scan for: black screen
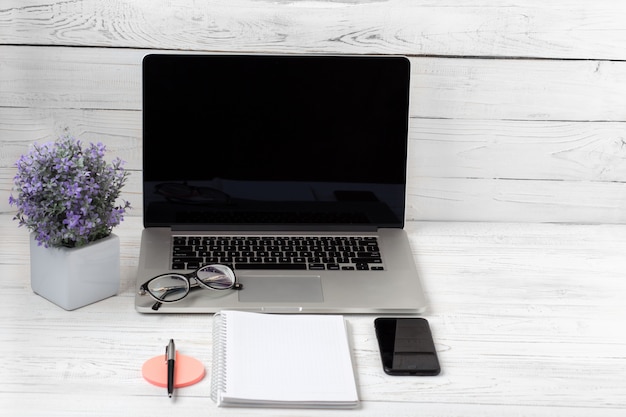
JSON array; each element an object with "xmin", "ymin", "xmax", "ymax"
[{"xmin": 142, "ymin": 54, "xmax": 410, "ymax": 229}]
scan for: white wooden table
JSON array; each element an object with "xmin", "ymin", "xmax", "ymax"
[{"xmin": 1, "ymin": 214, "xmax": 624, "ymax": 416}]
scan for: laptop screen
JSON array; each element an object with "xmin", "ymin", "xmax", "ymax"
[{"xmin": 142, "ymin": 54, "xmax": 410, "ymax": 230}]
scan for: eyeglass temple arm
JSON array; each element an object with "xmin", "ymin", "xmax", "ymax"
[{"xmin": 149, "ymin": 284, "xmax": 205, "ymax": 311}]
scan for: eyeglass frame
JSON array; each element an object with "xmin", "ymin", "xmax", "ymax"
[{"xmin": 138, "ymin": 264, "xmax": 243, "ymax": 311}]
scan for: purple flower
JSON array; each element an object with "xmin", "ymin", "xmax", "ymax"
[{"xmin": 8, "ymin": 135, "xmax": 131, "ymax": 248}]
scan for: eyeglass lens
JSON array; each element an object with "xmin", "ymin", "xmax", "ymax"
[
  {"xmin": 196, "ymin": 264, "xmax": 236, "ymax": 290},
  {"xmin": 147, "ymin": 275, "xmax": 189, "ymax": 302}
]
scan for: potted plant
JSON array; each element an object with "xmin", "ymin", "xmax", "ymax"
[{"xmin": 9, "ymin": 135, "xmax": 131, "ymax": 310}]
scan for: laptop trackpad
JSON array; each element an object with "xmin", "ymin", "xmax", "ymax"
[{"xmin": 237, "ymin": 275, "xmax": 324, "ymax": 303}]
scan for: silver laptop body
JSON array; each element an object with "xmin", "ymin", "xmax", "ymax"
[{"xmin": 135, "ymin": 54, "xmax": 426, "ymax": 314}]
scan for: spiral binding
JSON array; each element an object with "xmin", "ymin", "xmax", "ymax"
[{"xmin": 210, "ymin": 312, "xmax": 228, "ymax": 403}]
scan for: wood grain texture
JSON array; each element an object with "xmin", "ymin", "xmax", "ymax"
[
  {"xmin": 1, "ymin": 2, "xmax": 625, "ymax": 222},
  {"xmin": 3, "ymin": 108, "xmax": 625, "ymax": 181},
  {"xmin": 4, "ymin": 111, "xmax": 626, "ymax": 177},
  {"xmin": 2, "ymin": 111, "xmax": 625, "ymax": 222},
  {"xmin": 1, "ymin": 215, "xmax": 625, "ymax": 416},
  {"xmin": 2, "ymin": 46, "xmax": 625, "ymax": 121},
  {"xmin": 2, "ymin": 0, "xmax": 625, "ymax": 60},
  {"xmin": 406, "ymin": 177, "xmax": 626, "ymax": 223}
]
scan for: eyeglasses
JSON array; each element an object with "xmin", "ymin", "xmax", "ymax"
[{"xmin": 138, "ymin": 264, "xmax": 242, "ymax": 311}]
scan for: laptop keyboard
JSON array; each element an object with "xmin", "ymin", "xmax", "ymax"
[{"xmin": 171, "ymin": 235, "xmax": 384, "ymax": 271}]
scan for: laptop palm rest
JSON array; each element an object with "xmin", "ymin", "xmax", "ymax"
[{"xmin": 237, "ymin": 275, "xmax": 324, "ymax": 303}]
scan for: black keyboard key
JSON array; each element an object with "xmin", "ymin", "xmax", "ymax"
[
  {"xmin": 173, "ymin": 245, "xmax": 194, "ymax": 252},
  {"xmin": 356, "ymin": 251, "xmax": 380, "ymax": 258},
  {"xmin": 173, "ymin": 256, "xmax": 203, "ymax": 264},
  {"xmin": 174, "ymin": 251, "xmax": 198, "ymax": 258},
  {"xmin": 351, "ymin": 257, "xmax": 383, "ymax": 264},
  {"xmin": 234, "ymin": 263, "xmax": 307, "ymax": 270},
  {"xmin": 187, "ymin": 261, "xmax": 201, "ymax": 269}
]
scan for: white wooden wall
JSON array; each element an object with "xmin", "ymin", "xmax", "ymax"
[{"xmin": 1, "ymin": 0, "xmax": 625, "ymax": 223}]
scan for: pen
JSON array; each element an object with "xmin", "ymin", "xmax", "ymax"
[{"xmin": 166, "ymin": 339, "xmax": 176, "ymax": 398}]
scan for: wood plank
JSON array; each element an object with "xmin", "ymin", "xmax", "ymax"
[
  {"xmin": 3, "ymin": 108, "xmax": 625, "ymax": 182},
  {"xmin": 3, "ymin": 169, "xmax": 624, "ymax": 222},
  {"xmin": 0, "ymin": 46, "xmax": 142, "ymax": 111},
  {"xmin": 0, "ymin": 107, "xmax": 142, "ymax": 170},
  {"xmin": 2, "ymin": 46, "xmax": 626, "ymax": 121},
  {"xmin": 409, "ymin": 119, "xmax": 626, "ymax": 182},
  {"xmin": 406, "ymin": 177, "xmax": 626, "ymax": 223},
  {"xmin": 1, "ymin": 108, "xmax": 625, "ymax": 222},
  {"xmin": 2, "ymin": 0, "xmax": 625, "ymax": 60}
]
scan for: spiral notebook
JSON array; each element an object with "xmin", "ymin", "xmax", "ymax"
[{"xmin": 210, "ymin": 310, "xmax": 359, "ymax": 408}]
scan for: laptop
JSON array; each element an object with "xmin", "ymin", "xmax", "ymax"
[{"xmin": 135, "ymin": 53, "xmax": 427, "ymax": 314}]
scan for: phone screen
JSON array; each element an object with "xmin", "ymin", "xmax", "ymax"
[{"xmin": 374, "ymin": 318, "xmax": 440, "ymax": 376}]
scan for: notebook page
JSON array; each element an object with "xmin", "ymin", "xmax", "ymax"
[{"xmin": 221, "ymin": 310, "xmax": 358, "ymax": 404}]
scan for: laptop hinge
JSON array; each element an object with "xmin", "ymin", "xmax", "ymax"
[{"xmin": 170, "ymin": 224, "xmax": 379, "ymax": 232}]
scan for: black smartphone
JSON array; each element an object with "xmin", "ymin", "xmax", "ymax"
[{"xmin": 374, "ymin": 317, "xmax": 441, "ymax": 376}]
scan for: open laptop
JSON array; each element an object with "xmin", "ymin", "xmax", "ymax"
[{"xmin": 135, "ymin": 53, "xmax": 427, "ymax": 314}]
